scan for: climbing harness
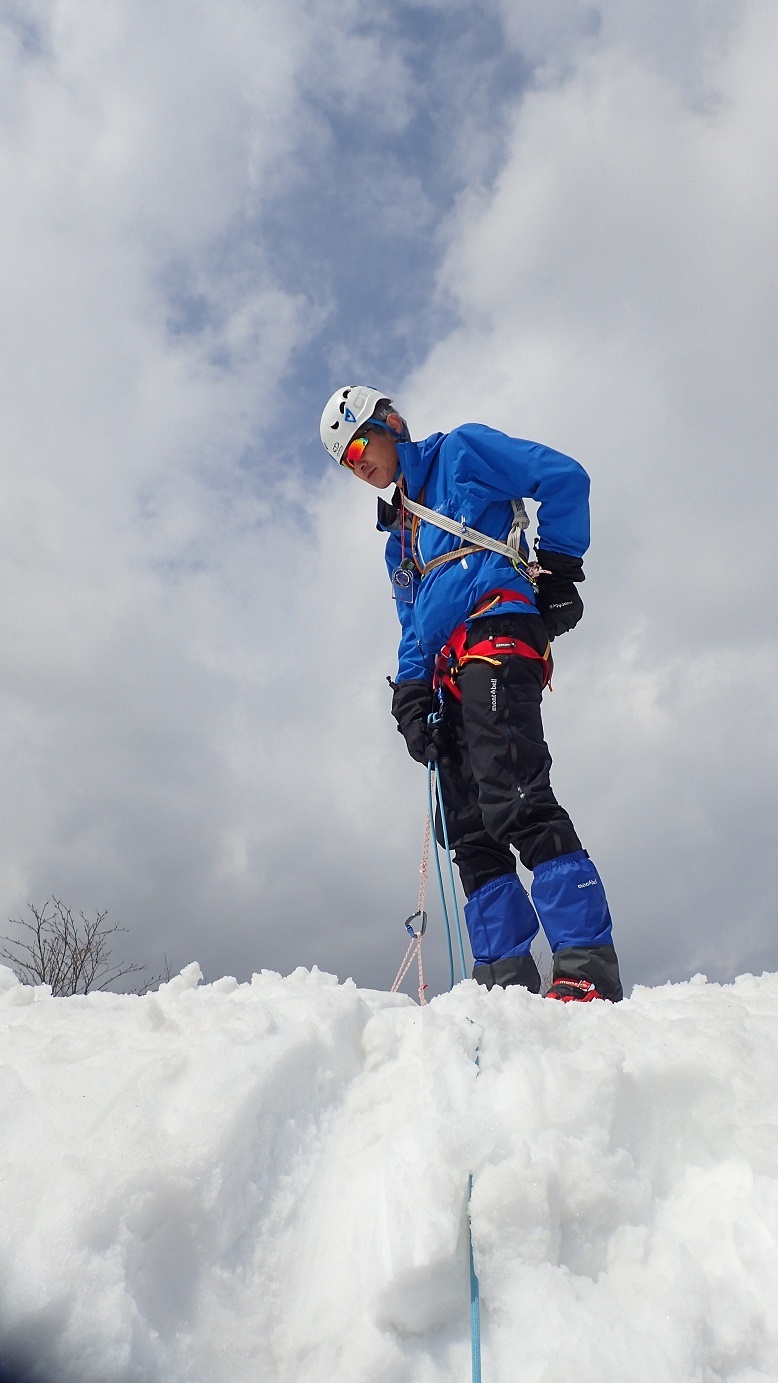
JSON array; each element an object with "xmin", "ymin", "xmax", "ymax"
[
  {"xmin": 391, "ymin": 482, "xmax": 547, "ymax": 601},
  {"xmin": 433, "ymin": 589, "xmax": 553, "ymax": 701},
  {"xmin": 400, "ymin": 490, "xmax": 532, "ymax": 579}
]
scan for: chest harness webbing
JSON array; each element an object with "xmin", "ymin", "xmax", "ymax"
[
  {"xmin": 400, "ymin": 488, "xmax": 532, "ymax": 579},
  {"xmin": 433, "ymin": 588, "xmax": 553, "ymax": 701}
]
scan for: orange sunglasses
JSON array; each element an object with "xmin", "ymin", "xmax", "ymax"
[{"xmin": 341, "ymin": 434, "xmax": 370, "ymax": 469}]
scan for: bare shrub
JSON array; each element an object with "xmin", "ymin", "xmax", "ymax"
[{"xmin": 0, "ymin": 898, "xmax": 170, "ymax": 996}]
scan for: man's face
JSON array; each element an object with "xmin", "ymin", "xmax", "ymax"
[{"xmin": 346, "ymin": 415, "xmax": 402, "ymax": 489}]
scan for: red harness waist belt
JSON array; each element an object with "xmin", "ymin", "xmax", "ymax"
[{"xmin": 432, "ymin": 588, "xmax": 553, "ymax": 701}]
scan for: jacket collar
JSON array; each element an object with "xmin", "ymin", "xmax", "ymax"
[
  {"xmin": 375, "ymin": 433, "xmax": 447, "ymax": 531},
  {"xmin": 396, "ymin": 433, "xmax": 445, "ymax": 502}
]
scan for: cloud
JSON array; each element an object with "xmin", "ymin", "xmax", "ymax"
[
  {"xmin": 402, "ymin": 0, "xmax": 778, "ymax": 985},
  {"xmin": 0, "ymin": 0, "xmax": 544, "ymax": 996},
  {"xmin": 1, "ymin": 0, "xmax": 775, "ymax": 1001}
]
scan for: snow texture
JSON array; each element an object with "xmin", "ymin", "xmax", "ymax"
[{"xmin": 2, "ymin": 962, "xmax": 778, "ymax": 1382}]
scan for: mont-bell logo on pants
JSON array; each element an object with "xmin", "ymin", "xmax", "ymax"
[{"xmin": 490, "ymin": 677, "xmax": 498, "ymax": 712}]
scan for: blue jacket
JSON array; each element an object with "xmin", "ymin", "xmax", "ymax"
[{"xmin": 378, "ymin": 424, "xmax": 591, "ymax": 683}]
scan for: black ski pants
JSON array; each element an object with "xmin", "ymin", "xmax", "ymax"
[{"xmin": 434, "ymin": 614, "xmax": 581, "ymax": 896}]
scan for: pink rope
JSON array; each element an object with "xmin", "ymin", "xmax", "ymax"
[
  {"xmin": 390, "ymin": 793, "xmax": 433, "ymax": 1005},
  {"xmin": 417, "ymin": 781, "xmax": 432, "ymax": 914},
  {"xmin": 390, "ymin": 932, "xmax": 427, "ymax": 1005}
]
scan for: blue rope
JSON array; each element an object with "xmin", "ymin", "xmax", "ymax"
[
  {"xmin": 469, "ymin": 1174, "xmax": 482, "ymax": 1383},
  {"xmin": 426, "ymin": 749, "xmax": 483, "ymax": 1382},
  {"xmin": 433, "ymin": 762, "xmax": 468, "ymax": 984},
  {"xmin": 427, "ymin": 762, "xmax": 455, "ymax": 991}
]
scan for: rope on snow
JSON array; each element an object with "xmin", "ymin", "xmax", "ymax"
[{"xmin": 389, "ymin": 748, "xmax": 483, "ymax": 1380}]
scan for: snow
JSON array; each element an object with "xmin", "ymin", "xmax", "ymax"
[{"xmin": 2, "ymin": 963, "xmax": 778, "ymax": 1382}]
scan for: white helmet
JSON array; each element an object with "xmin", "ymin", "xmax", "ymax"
[{"xmin": 319, "ymin": 384, "xmax": 390, "ymax": 463}]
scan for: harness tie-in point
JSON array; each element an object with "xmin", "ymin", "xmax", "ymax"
[{"xmin": 432, "ymin": 589, "xmax": 553, "ymax": 701}]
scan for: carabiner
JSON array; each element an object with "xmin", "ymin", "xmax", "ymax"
[{"xmin": 404, "ymin": 909, "xmax": 428, "ymax": 937}]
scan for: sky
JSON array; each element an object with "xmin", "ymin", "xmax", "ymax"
[{"xmin": 0, "ymin": 0, "xmax": 776, "ymax": 998}]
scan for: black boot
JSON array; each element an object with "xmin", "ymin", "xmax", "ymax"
[{"xmin": 549, "ymin": 944, "xmax": 623, "ymax": 1002}]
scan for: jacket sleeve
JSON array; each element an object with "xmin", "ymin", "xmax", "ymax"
[
  {"xmin": 446, "ymin": 423, "xmax": 591, "ymax": 558},
  {"xmin": 384, "ymin": 533, "xmax": 431, "ymax": 684}
]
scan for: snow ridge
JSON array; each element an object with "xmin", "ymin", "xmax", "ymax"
[{"xmin": 1, "ymin": 963, "xmax": 778, "ymax": 1382}]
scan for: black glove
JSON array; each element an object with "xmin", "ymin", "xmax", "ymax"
[
  {"xmin": 534, "ymin": 549, "xmax": 585, "ymax": 641},
  {"xmin": 391, "ymin": 680, "xmax": 445, "ymax": 764}
]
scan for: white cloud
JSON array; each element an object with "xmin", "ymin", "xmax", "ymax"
[
  {"xmin": 0, "ymin": 0, "xmax": 431, "ymax": 987},
  {"xmin": 1, "ymin": 0, "xmax": 775, "ymax": 999},
  {"xmin": 402, "ymin": 0, "xmax": 778, "ymax": 985}
]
